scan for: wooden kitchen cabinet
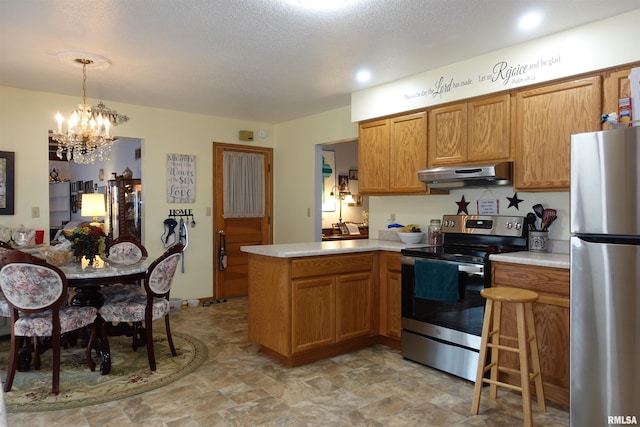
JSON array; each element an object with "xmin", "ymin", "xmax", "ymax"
[
  {"xmin": 358, "ymin": 111, "xmax": 428, "ymax": 194},
  {"xmin": 292, "ymin": 276, "xmax": 335, "ymax": 353},
  {"xmin": 602, "ymin": 64, "xmax": 639, "ymax": 120},
  {"xmin": 514, "ymin": 76, "xmax": 602, "ymax": 191},
  {"xmin": 378, "ymin": 252, "xmax": 402, "ymax": 346},
  {"xmin": 491, "ymin": 261, "xmax": 570, "ymax": 406},
  {"xmin": 249, "ymin": 252, "xmax": 375, "ymax": 366},
  {"xmin": 428, "ymin": 94, "xmax": 511, "ymax": 166},
  {"xmin": 428, "ymin": 103, "xmax": 467, "ymax": 165}
]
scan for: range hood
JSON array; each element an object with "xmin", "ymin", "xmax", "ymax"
[{"xmin": 418, "ymin": 162, "xmax": 513, "ymax": 189}]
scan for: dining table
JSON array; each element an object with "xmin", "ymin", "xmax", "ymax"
[{"xmin": 58, "ymin": 256, "xmax": 153, "ymax": 375}]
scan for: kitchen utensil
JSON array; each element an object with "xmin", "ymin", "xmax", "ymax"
[
  {"xmin": 541, "ymin": 209, "xmax": 557, "ymax": 231},
  {"xmin": 526, "ymin": 212, "xmax": 538, "ymax": 231},
  {"xmin": 543, "ymin": 215, "xmax": 557, "ymax": 231},
  {"xmin": 532, "ymin": 204, "xmax": 545, "ymax": 219}
]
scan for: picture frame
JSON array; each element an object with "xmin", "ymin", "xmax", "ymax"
[
  {"xmin": 0, "ymin": 151, "xmax": 15, "ymax": 215},
  {"xmin": 338, "ymin": 174, "xmax": 349, "ymax": 192},
  {"xmin": 349, "ymin": 169, "xmax": 358, "ymax": 180}
]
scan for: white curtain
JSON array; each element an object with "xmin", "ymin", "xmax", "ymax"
[{"xmin": 223, "ymin": 151, "xmax": 265, "ymax": 218}]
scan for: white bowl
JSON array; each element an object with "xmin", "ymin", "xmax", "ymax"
[
  {"xmin": 187, "ymin": 299, "xmax": 200, "ymax": 308},
  {"xmin": 397, "ymin": 231, "xmax": 425, "ymax": 244}
]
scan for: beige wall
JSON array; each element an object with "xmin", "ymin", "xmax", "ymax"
[
  {"xmin": 0, "ymin": 85, "xmax": 274, "ymax": 300},
  {"xmin": 272, "ymin": 106, "xmax": 358, "ymax": 243}
]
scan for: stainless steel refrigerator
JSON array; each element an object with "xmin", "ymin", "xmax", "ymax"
[{"xmin": 570, "ymin": 126, "xmax": 640, "ymax": 427}]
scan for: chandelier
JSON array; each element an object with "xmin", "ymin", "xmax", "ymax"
[{"xmin": 52, "ymin": 54, "xmax": 129, "ymax": 164}]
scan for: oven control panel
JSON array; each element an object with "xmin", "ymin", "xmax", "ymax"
[{"xmin": 441, "ymin": 215, "xmax": 525, "ymax": 237}]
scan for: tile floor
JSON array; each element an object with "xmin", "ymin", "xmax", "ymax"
[{"xmin": 8, "ymin": 297, "xmax": 569, "ymax": 426}]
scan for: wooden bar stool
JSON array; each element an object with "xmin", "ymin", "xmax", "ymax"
[{"xmin": 471, "ymin": 286, "xmax": 546, "ymax": 427}]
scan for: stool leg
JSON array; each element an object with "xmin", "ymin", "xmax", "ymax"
[
  {"xmin": 489, "ymin": 300, "xmax": 501, "ymax": 399},
  {"xmin": 525, "ymin": 303, "xmax": 546, "ymax": 412},
  {"xmin": 516, "ymin": 303, "xmax": 533, "ymax": 427},
  {"xmin": 471, "ymin": 298, "xmax": 493, "ymax": 415}
]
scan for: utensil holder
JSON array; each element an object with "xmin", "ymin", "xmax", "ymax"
[{"xmin": 529, "ymin": 231, "xmax": 549, "ymax": 253}]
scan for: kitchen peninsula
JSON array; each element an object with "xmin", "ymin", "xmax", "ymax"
[{"xmin": 241, "ymin": 239, "xmax": 409, "ymax": 366}]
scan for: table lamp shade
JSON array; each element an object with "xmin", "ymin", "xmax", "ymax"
[{"xmin": 81, "ymin": 193, "xmax": 106, "ymax": 222}]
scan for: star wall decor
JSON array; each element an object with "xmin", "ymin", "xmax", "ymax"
[
  {"xmin": 506, "ymin": 192, "xmax": 524, "ymax": 210},
  {"xmin": 456, "ymin": 195, "xmax": 470, "ymax": 215}
]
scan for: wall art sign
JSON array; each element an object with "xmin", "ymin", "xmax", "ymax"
[
  {"xmin": 0, "ymin": 151, "xmax": 15, "ymax": 215},
  {"xmin": 167, "ymin": 153, "xmax": 196, "ymax": 203},
  {"xmin": 352, "ymin": 12, "xmax": 639, "ymax": 121}
]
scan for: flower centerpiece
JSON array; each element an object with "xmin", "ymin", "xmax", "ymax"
[{"xmin": 70, "ymin": 225, "xmax": 110, "ymax": 264}]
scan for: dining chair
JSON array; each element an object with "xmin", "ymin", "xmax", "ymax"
[
  {"xmin": 0, "ymin": 250, "xmax": 98, "ymax": 395},
  {"xmin": 98, "ymin": 243, "xmax": 183, "ymax": 371},
  {"xmin": 101, "ymin": 234, "xmax": 148, "ymax": 299},
  {"xmin": 99, "ymin": 235, "xmax": 149, "ymax": 350}
]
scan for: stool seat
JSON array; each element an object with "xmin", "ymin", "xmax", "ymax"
[
  {"xmin": 472, "ymin": 286, "xmax": 545, "ymax": 427},
  {"xmin": 480, "ymin": 287, "xmax": 539, "ymax": 303}
]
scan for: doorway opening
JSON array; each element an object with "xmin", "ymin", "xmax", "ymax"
[{"xmin": 316, "ymin": 139, "xmax": 368, "ymax": 241}]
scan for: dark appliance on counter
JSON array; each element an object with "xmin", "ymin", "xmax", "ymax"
[{"xmin": 400, "ymin": 214, "xmax": 527, "ymax": 381}]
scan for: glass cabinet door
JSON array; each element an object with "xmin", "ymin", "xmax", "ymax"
[{"xmin": 107, "ymin": 178, "xmax": 142, "ymax": 240}]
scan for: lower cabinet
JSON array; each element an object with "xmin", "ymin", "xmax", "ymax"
[
  {"xmin": 379, "ymin": 252, "xmax": 402, "ymax": 344},
  {"xmin": 491, "ymin": 261, "xmax": 570, "ymax": 406},
  {"xmin": 249, "ymin": 252, "xmax": 375, "ymax": 366},
  {"xmin": 292, "ymin": 271, "xmax": 373, "ymax": 352}
]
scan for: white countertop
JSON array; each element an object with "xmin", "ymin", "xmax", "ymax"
[
  {"xmin": 490, "ymin": 251, "xmax": 570, "ymax": 269},
  {"xmin": 241, "ymin": 239, "xmax": 417, "ymax": 258},
  {"xmin": 242, "ymin": 239, "xmax": 570, "ymax": 269}
]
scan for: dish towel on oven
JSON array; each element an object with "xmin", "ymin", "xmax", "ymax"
[{"xmin": 414, "ymin": 259, "xmax": 459, "ymax": 303}]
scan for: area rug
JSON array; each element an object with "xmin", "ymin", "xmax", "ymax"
[{"xmin": 0, "ymin": 331, "xmax": 207, "ymax": 412}]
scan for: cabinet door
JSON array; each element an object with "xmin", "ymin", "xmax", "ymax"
[
  {"xmin": 468, "ymin": 94, "xmax": 511, "ymax": 162},
  {"xmin": 291, "ymin": 277, "xmax": 335, "ymax": 353},
  {"xmin": 492, "ymin": 262, "xmax": 570, "ymax": 406},
  {"xmin": 335, "ymin": 272, "xmax": 373, "ymax": 342},
  {"xmin": 515, "ymin": 76, "xmax": 602, "ymax": 191},
  {"xmin": 428, "ymin": 103, "xmax": 467, "ymax": 166},
  {"xmin": 602, "ymin": 66, "xmax": 633, "ymax": 120},
  {"xmin": 379, "ymin": 252, "xmax": 402, "ymax": 339},
  {"xmin": 385, "ymin": 271, "xmax": 402, "ymax": 339},
  {"xmin": 358, "ymin": 118, "xmax": 390, "ymax": 193},
  {"xmin": 389, "ymin": 112, "xmax": 427, "ymax": 192}
]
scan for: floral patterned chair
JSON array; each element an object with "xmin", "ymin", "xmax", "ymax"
[
  {"xmin": 0, "ymin": 247, "xmax": 13, "ymax": 318},
  {"xmin": 0, "ymin": 250, "xmax": 98, "ymax": 395},
  {"xmin": 99, "ymin": 243, "xmax": 183, "ymax": 371},
  {"xmin": 99, "ymin": 235, "xmax": 149, "ymax": 349},
  {"xmin": 101, "ymin": 235, "xmax": 148, "ymax": 299}
]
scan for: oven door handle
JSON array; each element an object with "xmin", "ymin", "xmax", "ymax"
[{"xmin": 399, "ymin": 256, "xmax": 484, "ymax": 276}]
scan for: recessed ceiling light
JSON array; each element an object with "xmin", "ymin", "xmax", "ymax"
[
  {"xmin": 297, "ymin": 0, "xmax": 350, "ymax": 10},
  {"xmin": 519, "ymin": 11, "xmax": 542, "ymax": 30},
  {"xmin": 356, "ymin": 70, "xmax": 371, "ymax": 83}
]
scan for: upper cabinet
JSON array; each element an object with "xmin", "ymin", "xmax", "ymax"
[
  {"xmin": 428, "ymin": 94, "xmax": 511, "ymax": 167},
  {"xmin": 514, "ymin": 76, "xmax": 602, "ymax": 191},
  {"xmin": 359, "ymin": 111, "xmax": 427, "ymax": 194},
  {"xmin": 602, "ymin": 65, "xmax": 634, "ymax": 119}
]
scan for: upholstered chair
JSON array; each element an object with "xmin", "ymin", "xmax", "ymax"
[
  {"xmin": 98, "ymin": 243, "xmax": 183, "ymax": 371},
  {"xmin": 100, "ymin": 234, "xmax": 148, "ymax": 299},
  {"xmin": 0, "ymin": 251, "xmax": 98, "ymax": 395}
]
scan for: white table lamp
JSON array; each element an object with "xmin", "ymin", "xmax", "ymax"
[{"xmin": 81, "ymin": 193, "xmax": 106, "ymax": 227}]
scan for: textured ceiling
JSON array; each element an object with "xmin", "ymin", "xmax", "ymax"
[{"xmin": 0, "ymin": 1, "xmax": 638, "ymax": 123}]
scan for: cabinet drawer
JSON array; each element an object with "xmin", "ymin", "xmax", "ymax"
[
  {"xmin": 492, "ymin": 262, "xmax": 569, "ymax": 297},
  {"xmin": 292, "ymin": 253, "xmax": 373, "ymax": 279}
]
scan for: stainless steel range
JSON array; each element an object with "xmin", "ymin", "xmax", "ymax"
[{"xmin": 400, "ymin": 214, "xmax": 528, "ymax": 381}]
